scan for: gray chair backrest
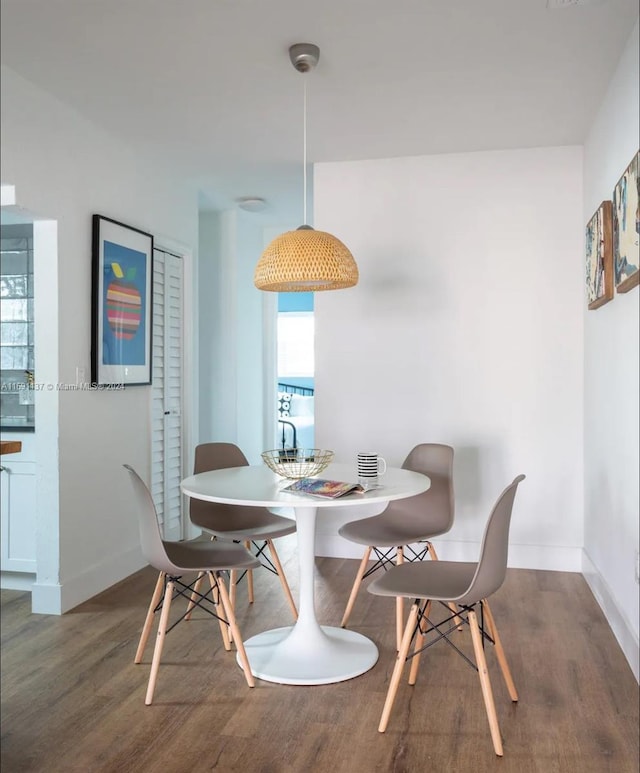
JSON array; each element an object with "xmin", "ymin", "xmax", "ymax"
[
  {"xmin": 190, "ymin": 442, "xmax": 250, "ymax": 524},
  {"xmin": 385, "ymin": 443, "xmax": 455, "ymax": 535},
  {"xmin": 123, "ymin": 464, "xmax": 175, "ymax": 574},
  {"xmin": 464, "ymin": 474, "xmax": 526, "ymax": 603},
  {"xmin": 195, "ymin": 442, "xmax": 248, "ymax": 472}
]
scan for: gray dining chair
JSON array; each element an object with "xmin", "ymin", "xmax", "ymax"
[
  {"xmin": 189, "ymin": 442, "xmax": 298, "ymax": 620},
  {"xmin": 338, "ymin": 443, "xmax": 455, "ymax": 649},
  {"xmin": 123, "ymin": 464, "xmax": 259, "ymax": 705},
  {"xmin": 369, "ymin": 474, "xmax": 525, "ymax": 757}
]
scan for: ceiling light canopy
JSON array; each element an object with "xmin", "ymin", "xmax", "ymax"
[
  {"xmin": 237, "ymin": 196, "xmax": 267, "ymax": 212},
  {"xmin": 254, "ymin": 44, "xmax": 358, "ymax": 293}
]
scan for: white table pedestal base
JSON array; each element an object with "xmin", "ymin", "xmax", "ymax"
[
  {"xmin": 235, "ymin": 503, "xmax": 378, "ymax": 684},
  {"xmin": 238, "ymin": 624, "xmax": 379, "ymax": 685}
]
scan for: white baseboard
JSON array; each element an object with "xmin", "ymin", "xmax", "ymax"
[
  {"xmin": 582, "ymin": 550, "xmax": 639, "ymax": 682},
  {"xmin": 315, "ymin": 534, "xmax": 583, "ymax": 572},
  {"xmin": 32, "ymin": 581, "xmax": 63, "ymax": 614},
  {"xmin": 1, "ymin": 571, "xmax": 35, "ymax": 592}
]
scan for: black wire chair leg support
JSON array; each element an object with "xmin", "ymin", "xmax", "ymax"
[
  {"xmin": 137, "ymin": 573, "xmax": 233, "ymax": 655},
  {"xmin": 162, "ymin": 575, "xmax": 230, "ymax": 633},
  {"xmin": 363, "ymin": 546, "xmax": 401, "ymax": 578},
  {"xmin": 398, "ymin": 600, "xmax": 499, "ymax": 673},
  {"xmin": 403, "ymin": 542, "xmax": 432, "ymax": 562}
]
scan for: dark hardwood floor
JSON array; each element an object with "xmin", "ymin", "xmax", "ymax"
[{"xmin": 1, "ymin": 536, "xmax": 638, "ymax": 773}]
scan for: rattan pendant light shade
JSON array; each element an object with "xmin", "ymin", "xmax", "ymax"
[
  {"xmin": 255, "ymin": 227, "xmax": 358, "ymax": 292},
  {"xmin": 254, "ymin": 43, "xmax": 358, "ymax": 293}
]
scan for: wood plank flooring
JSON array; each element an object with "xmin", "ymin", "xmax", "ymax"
[{"xmin": 1, "ymin": 537, "xmax": 638, "ymax": 773}]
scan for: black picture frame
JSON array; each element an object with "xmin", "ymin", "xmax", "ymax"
[{"xmin": 91, "ymin": 215, "xmax": 153, "ymax": 385}]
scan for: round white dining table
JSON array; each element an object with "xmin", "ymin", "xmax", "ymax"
[{"xmin": 180, "ymin": 462, "xmax": 430, "ymax": 686}]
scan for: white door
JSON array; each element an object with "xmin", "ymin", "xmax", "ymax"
[{"xmin": 151, "ymin": 248, "xmax": 183, "ymax": 541}]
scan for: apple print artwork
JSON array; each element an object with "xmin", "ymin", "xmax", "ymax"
[{"xmin": 106, "ymin": 261, "xmax": 142, "ymax": 340}]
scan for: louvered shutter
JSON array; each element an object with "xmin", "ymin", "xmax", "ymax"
[{"xmin": 151, "ymin": 249, "xmax": 183, "ymax": 541}]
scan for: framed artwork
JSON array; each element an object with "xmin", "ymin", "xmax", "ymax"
[
  {"xmin": 91, "ymin": 215, "xmax": 153, "ymax": 385},
  {"xmin": 612, "ymin": 150, "xmax": 640, "ymax": 293},
  {"xmin": 585, "ymin": 200, "xmax": 613, "ymax": 310}
]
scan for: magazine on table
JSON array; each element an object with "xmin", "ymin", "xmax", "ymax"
[{"xmin": 282, "ymin": 477, "xmax": 382, "ymax": 499}]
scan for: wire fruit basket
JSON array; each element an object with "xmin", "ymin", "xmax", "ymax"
[{"xmin": 261, "ymin": 449, "xmax": 334, "ymax": 479}]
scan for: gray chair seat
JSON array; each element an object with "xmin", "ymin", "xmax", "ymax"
[
  {"xmin": 369, "ymin": 560, "xmax": 477, "ymax": 602},
  {"xmin": 163, "ymin": 539, "xmax": 261, "ymax": 572},
  {"xmin": 339, "ymin": 512, "xmax": 450, "ymax": 547}
]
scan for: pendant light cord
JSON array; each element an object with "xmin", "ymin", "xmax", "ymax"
[{"xmin": 303, "ymin": 77, "xmax": 308, "ymax": 225}]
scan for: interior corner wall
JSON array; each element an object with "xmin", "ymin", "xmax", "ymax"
[
  {"xmin": 582, "ymin": 19, "xmax": 639, "ymax": 680},
  {"xmin": 198, "ymin": 210, "xmax": 226, "ymax": 443},
  {"xmin": 1, "ymin": 65, "xmax": 198, "ymax": 612},
  {"xmin": 313, "ymin": 146, "xmax": 585, "ymax": 571},
  {"xmin": 236, "ymin": 211, "xmax": 268, "ymax": 463}
]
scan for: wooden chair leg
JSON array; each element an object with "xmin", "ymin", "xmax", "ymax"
[
  {"xmin": 266, "ymin": 539, "xmax": 298, "ymax": 620},
  {"xmin": 379, "ymin": 602, "xmax": 419, "ymax": 732},
  {"xmin": 243, "ymin": 541, "xmax": 255, "ymax": 604},
  {"xmin": 135, "ymin": 572, "xmax": 165, "ymax": 664},
  {"xmin": 341, "ymin": 546, "xmax": 372, "ymax": 628},
  {"xmin": 227, "ymin": 569, "xmax": 238, "ymax": 643},
  {"xmin": 209, "ymin": 574, "xmax": 231, "ymax": 651},
  {"xmin": 184, "ymin": 571, "xmax": 205, "ymax": 621},
  {"xmin": 395, "ymin": 546, "xmax": 405, "ymax": 651},
  {"xmin": 483, "ymin": 600, "xmax": 518, "ymax": 702},
  {"xmin": 211, "ymin": 571, "xmax": 255, "ymax": 688},
  {"xmin": 145, "ymin": 579, "xmax": 174, "ymax": 705},
  {"xmin": 469, "ymin": 609, "xmax": 503, "ymax": 756},
  {"xmin": 408, "ymin": 600, "xmax": 431, "ymax": 685}
]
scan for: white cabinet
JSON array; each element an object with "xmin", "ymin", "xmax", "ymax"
[{"xmin": 0, "ymin": 439, "xmax": 36, "ymax": 574}]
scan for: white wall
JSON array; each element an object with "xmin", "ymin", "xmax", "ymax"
[
  {"xmin": 236, "ymin": 211, "xmax": 269, "ymax": 462},
  {"xmin": 582, "ymin": 21, "xmax": 639, "ymax": 679},
  {"xmin": 314, "ymin": 146, "xmax": 585, "ymax": 571},
  {"xmin": 198, "ymin": 211, "xmax": 225, "ymax": 442},
  {"xmin": 1, "ymin": 65, "xmax": 199, "ymax": 612}
]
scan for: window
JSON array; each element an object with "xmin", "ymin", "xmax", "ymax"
[
  {"xmin": 277, "ymin": 311, "xmax": 314, "ymax": 378},
  {"xmin": 0, "ymin": 223, "xmax": 35, "ymax": 429}
]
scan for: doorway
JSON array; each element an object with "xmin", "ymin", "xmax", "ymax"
[{"xmin": 276, "ymin": 292, "xmax": 314, "ymax": 450}]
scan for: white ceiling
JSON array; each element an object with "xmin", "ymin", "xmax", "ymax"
[{"xmin": 1, "ymin": 0, "xmax": 637, "ymax": 225}]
